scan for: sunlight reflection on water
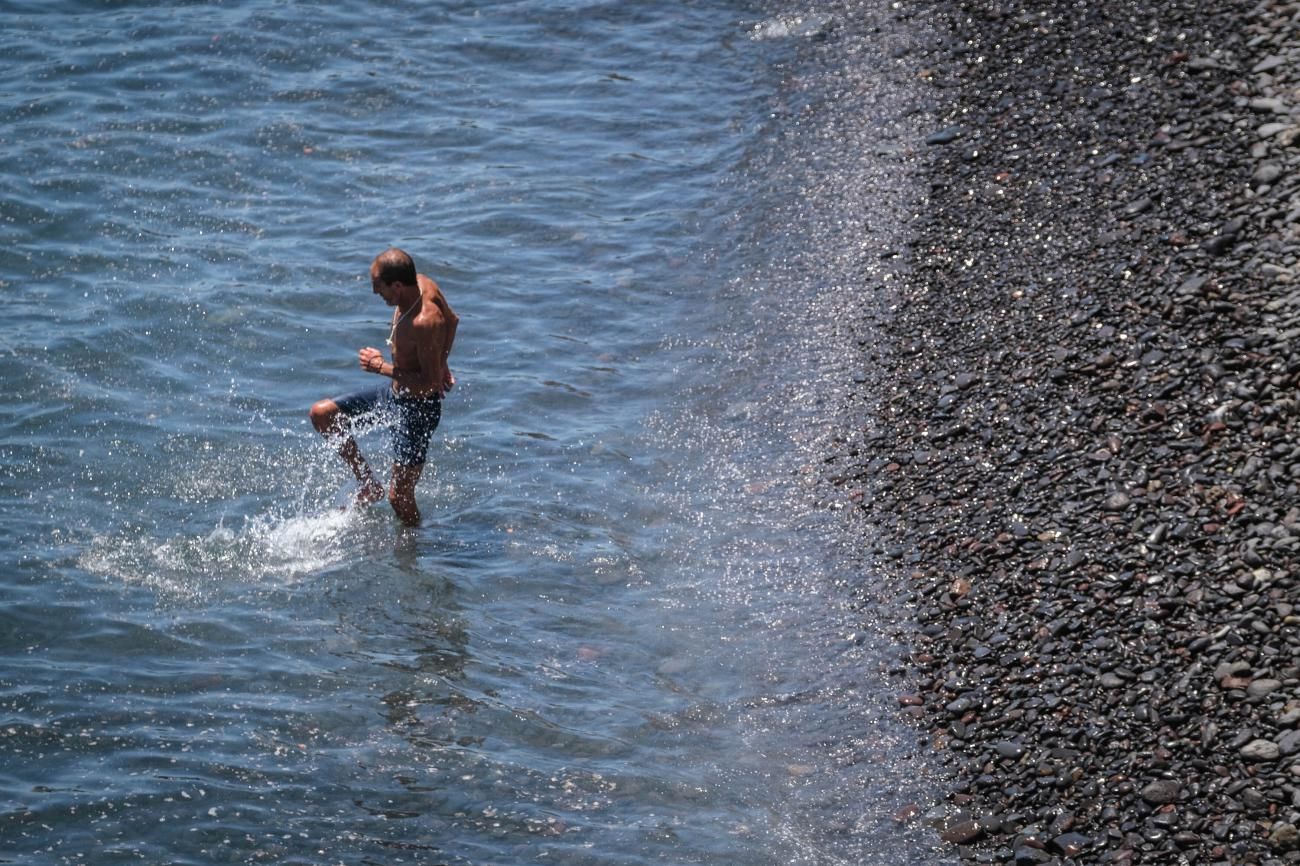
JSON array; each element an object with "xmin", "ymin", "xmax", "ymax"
[{"xmin": 0, "ymin": 1, "xmax": 954, "ymax": 863}]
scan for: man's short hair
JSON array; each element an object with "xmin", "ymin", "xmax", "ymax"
[{"xmin": 373, "ymin": 248, "xmax": 417, "ymax": 286}]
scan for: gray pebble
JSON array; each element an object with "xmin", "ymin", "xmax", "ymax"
[
  {"xmin": 1254, "ymin": 54, "xmax": 1288, "ymax": 73},
  {"xmin": 926, "ymin": 125, "xmax": 964, "ymax": 146},
  {"xmin": 939, "ymin": 818, "xmax": 983, "ymax": 844},
  {"xmin": 1269, "ymin": 823, "xmax": 1298, "ymax": 851},
  {"xmin": 1216, "ymin": 660, "xmax": 1251, "ymax": 680},
  {"xmin": 994, "ymin": 741, "xmax": 1025, "ymax": 760},
  {"xmin": 1102, "ymin": 492, "xmax": 1130, "ymax": 512},
  {"xmin": 1240, "ymin": 739, "xmax": 1282, "ymax": 761},
  {"xmin": 1098, "ymin": 671, "xmax": 1125, "ymax": 688},
  {"xmin": 1247, "ymin": 678, "xmax": 1283, "ymax": 698},
  {"xmin": 1278, "ymin": 728, "xmax": 1300, "ymax": 756},
  {"xmin": 1250, "ymin": 97, "xmax": 1288, "ymax": 113},
  {"xmin": 1052, "ymin": 832, "xmax": 1090, "ymax": 857},
  {"xmin": 1140, "ymin": 779, "xmax": 1183, "ymax": 804},
  {"xmin": 1255, "ymin": 163, "xmax": 1284, "ymax": 185}
]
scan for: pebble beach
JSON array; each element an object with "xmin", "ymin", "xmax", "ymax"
[{"xmin": 848, "ymin": 0, "xmax": 1300, "ymax": 862}]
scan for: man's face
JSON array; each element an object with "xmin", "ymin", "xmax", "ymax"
[{"xmin": 371, "ymin": 271, "xmax": 398, "ymax": 305}]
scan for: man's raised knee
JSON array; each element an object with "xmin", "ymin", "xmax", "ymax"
[{"xmin": 309, "ymin": 400, "xmax": 339, "ymax": 434}]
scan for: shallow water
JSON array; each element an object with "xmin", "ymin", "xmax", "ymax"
[{"xmin": 1, "ymin": 1, "xmax": 953, "ymax": 863}]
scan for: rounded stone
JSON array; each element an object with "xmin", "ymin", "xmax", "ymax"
[
  {"xmin": 1102, "ymin": 492, "xmax": 1131, "ymax": 512},
  {"xmin": 1140, "ymin": 779, "xmax": 1182, "ymax": 805},
  {"xmin": 1255, "ymin": 163, "xmax": 1284, "ymax": 185},
  {"xmin": 1247, "ymin": 678, "xmax": 1283, "ymax": 698},
  {"xmin": 1277, "ymin": 728, "xmax": 1300, "ymax": 756},
  {"xmin": 1240, "ymin": 739, "xmax": 1282, "ymax": 762},
  {"xmin": 940, "ymin": 819, "xmax": 984, "ymax": 845},
  {"xmin": 1269, "ymin": 822, "xmax": 1299, "ymax": 852}
]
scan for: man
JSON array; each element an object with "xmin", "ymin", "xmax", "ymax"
[{"xmin": 310, "ymin": 248, "xmax": 458, "ymax": 525}]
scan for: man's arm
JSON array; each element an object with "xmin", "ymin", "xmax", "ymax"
[
  {"xmin": 358, "ymin": 341, "xmax": 439, "ymax": 395},
  {"xmin": 440, "ymin": 305, "xmax": 458, "ymax": 393},
  {"xmin": 442, "ymin": 306, "xmax": 458, "ymax": 363}
]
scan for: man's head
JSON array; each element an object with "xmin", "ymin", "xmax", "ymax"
[{"xmin": 371, "ymin": 248, "xmax": 418, "ymax": 304}]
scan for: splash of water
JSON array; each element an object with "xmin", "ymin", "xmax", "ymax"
[{"xmin": 80, "ymin": 505, "xmax": 363, "ymax": 596}]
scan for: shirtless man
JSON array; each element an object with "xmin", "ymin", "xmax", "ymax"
[{"xmin": 310, "ymin": 248, "xmax": 458, "ymax": 525}]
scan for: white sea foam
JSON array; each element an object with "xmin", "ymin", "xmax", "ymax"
[
  {"xmin": 80, "ymin": 505, "xmax": 362, "ymax": 596},
  {"xmin": 749, "ymin": 13, "xmax": 835, "ymax": 41}
]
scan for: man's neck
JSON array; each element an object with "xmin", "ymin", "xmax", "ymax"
[{"xmin": 397, "ymin": 284, "xmax": 422, "ymax": 312}]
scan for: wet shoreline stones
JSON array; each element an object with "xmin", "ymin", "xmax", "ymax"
[{"xmin": 840, "ymin": 0, "xmax": 1300, "ymax": 862}]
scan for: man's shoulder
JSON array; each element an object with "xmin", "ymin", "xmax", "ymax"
[
  {"xmin": 417, "ymin": 275, "xmax": 455, "ymax": 321},
  {"xmin": 414, "ymin": 296, "xmax": 450, "ymax": 329}
]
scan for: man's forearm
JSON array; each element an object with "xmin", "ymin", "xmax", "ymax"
[{"xmin": 442, "ymin": 319, "xmax": 458, "ymax": 364}]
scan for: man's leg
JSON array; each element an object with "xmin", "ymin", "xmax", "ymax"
[
  {"xmin": 388, "ymin": 463, "xmax": 425, "ymax": 526},
  {"xmin": 387, "ymin": 395, "xmax": 440, "ymax": 526},
  {"xmin": 309, "ymin": 398, "xmax": 385, "ymax": 505}
]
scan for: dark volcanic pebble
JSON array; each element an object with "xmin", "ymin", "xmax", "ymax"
[
  {"xmin": 1139, "ymin": 780, "xmax": 1183, "ymax": 806},
  {"xmin": 940, "ymin": 819, "xmax": 985, "ymax": 845},
  {"xmin": 926, "ymin": 125, "xmax": 965, "ymax": 146},
  {"xmin": 837, "ymin": 0, "xmax": 1300, "ymax": 862}
]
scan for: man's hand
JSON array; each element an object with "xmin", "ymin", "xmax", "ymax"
[
  {"xmin": 359, "ymin": 347, "xmax": 385, "ymax": 374},
  {"xmin": 441, "ymin": 368, "xmax": 456, "ymax": 396}
]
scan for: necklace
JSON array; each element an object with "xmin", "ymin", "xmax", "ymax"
[{"xmin": 386, "ymin": 300, "xmax": 420, "ymax": 348}]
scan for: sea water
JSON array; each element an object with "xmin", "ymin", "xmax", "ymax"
[{"xmin": 0, "ymin": 1, "xmax": 954, "ymax": 863}]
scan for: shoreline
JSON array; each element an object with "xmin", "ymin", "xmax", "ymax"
[{"xmin": 847, "ymin": 0, "xmax": 1300, "ymax": 861}]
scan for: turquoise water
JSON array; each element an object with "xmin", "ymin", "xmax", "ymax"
[{"xmin": 0, "ymin": 2, "xmax": 951, "ymax": 863}]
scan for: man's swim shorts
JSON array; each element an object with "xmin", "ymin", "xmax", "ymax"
[{"xmin": 332, "ymin": 386, "xmax": 442, "ymax": 466}]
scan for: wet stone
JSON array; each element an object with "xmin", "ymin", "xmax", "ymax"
[
  {"xmin": 1140, "ymin": 779, "xmax": 1183, "ymax": 805},
  {"xmin": 1241, "ymin": 739, "xmax": 1282, "ymax": 762},
  {"xmin": 1270, "ymin": 823, "xmax": 1299, "ymax": 851},
  {"xmin": 1098, "ymin": 671, "xmax": 1125, "ymax": 688},
  {"xmin": 927, "ymin": 125, "xmax": 965, "ymax": 146},
  {"xmin": 1215, "ymin": 660, "xmax": 1250, "ymax": 681},
  {"xmin": 1255, "ymin": 163, "xmax": 1284, "ymax": 185},
  {"xmin": 1250, "ymin": 97, "xmax": 1288, "ymax": 113},
  {"xmin": 994, "ymin": 741, "xmax": 1026, "ymax": 760},
  {"xmin": 1102, "ymin": 492, "xmax": 1131, "ymax": 512},
  {"xmin": 1277, "ymin": 728, "xmax": 1300, "ymax": 756},
  {"xmin": 1124, "ymin": 197, "xmax": 1152, "ymax": 216},
  {"xmin": 1254, "ymin": 54, "xmax": 1288, "ymax": 73},
  {"xmin": 1013, "ymin": 845, "xmax": 1054, "ymax": 865},
  {"xmin": 940, "ymin": 819, "xmax": 985, "ymax": 845},
  {"xmin": 894, "ymin": 803, "xmax": 922, "ymax": 824},
  {"xmin": 1240, "ymin": 787, "xmax": 1268, "ymax": 811},
  {"xmin": 1052, "ymin": 832, "xmax": 1091, "ymax": 857},
  {"xmin": 1247, "ymin": 678, "xmax": 1283, "ymax": 698}
]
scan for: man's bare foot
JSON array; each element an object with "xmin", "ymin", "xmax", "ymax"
[{"xmin": 354, "ymin": 479, "xmax": 385, "ymax": 507}]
